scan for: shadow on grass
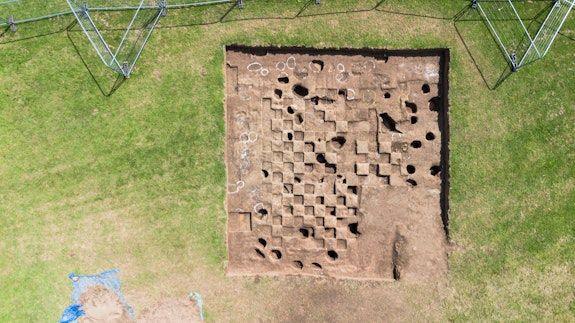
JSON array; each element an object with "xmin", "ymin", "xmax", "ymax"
[
  {"xmin": 0, "ymin": 14, "xmax": 69, "ymax": 44},
  {"xmin": 375, "ymin": 0, "xmax": 466, "ymax": 20},
  {"xmin": 154, "ymin": 0, "xmax": 387, "ymax": 29},
  {"xmin": 65, "ymin": 20, "xmax": 126, "ymax": 97},
  {"xmin": 557, "ymin": 30, "xmax": 575, "ymax": 42},
  {"xmin": 2, "ymin": 0, "xmax": 562, "ymax": 93},
  {"xmin": 154, "ymin": 0, "xmax": 469, "ymax": 28},
  {"xmin": 452, "ymin": 1, "xmax": 571, "ymax": 90},
  {"xmin": 453, "ymin": 4, "xmax": 513, "ymax": 90},
  {"xmin": 1, "ymin": 0, "xmax": 466, "ymax": 36}
]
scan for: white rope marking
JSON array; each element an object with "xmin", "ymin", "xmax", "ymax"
[
  {"xmin": 228, "ymin": 180, "xmax": 245, "ymax": 194},
  {"xmin": 275, "ymin": 61, "xmax": 286, "ymax": 71},
  {"xmin": 239, "ymin": 92, "xmax": 251, "ymax": 101},
  {"xmin": 364, "ymin": 60, "xmax": 376, "ymax": 70},
  {"xmin": 247, "ymin": 62, "xmax": 262, "ymax": 72},
  {"xmin": 240, "ymin": 131, "xmax": 258, "ymax": 143},
  {"xmin": 309, "ymin": 61, "xmax": 321, "ymax": 73},
  {"xmin": 286, "ymin": 56, "xmax": 296, "ymax": 69},
  {"xmin": 347, "ymin": 89, "xmax": 356, "ymax": 100},
  {"xmin": 248, "ymin": 132, "xmax": 258, "ymax": 142},
  {"xmin": 253, "ymin": 202, "xmax": 264, "ymax": 214},
  {"xmin": 336, "ymin": 73, "xmax": 348, "ymax": 83}
]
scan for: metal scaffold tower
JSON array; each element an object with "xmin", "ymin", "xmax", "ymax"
[
  {"xmin": 66, "ymin": 0, "xmax": 167, "ymax": 77},
  {"xmin": 474, "ymin": 0, "xmax": 574, "ymax": 71},
  {"xmin": 1, "ymin": 0, "xmax": 267, "ymax": 77},
  {"xmin": 0, "ymin": 0, "xmax": 18, "ymax": 32}
]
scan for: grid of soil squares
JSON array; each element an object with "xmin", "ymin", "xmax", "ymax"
[{"xmin": 225, "ymin": 46, "xmax": 450, "ymax": 281}]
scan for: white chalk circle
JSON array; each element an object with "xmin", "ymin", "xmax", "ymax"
[
  {"xmin": 239, "ymin": 92, "xmax": 251, "ymax": 101},
  {"xmin": 240, "ymin": 131, "xmax": 258, "ymax": 143},
  {"xmin": 336, "ymin": 72, "xmax": 349, "ymax": 83},
  {"xmin": 247, "ymin": 62, "xmax": 263, "ymax": 72},
  {"xmin": 309, "ymin": 61, "xmax": 321, "ymax": 73},
  {"xmin": 239, "ymin": 132, "xmax": 250, "ymax": 142},
  {"xmin": 253, "ymin": 202, "xmax": 265, "ymax": 214},
  {"xmin": 276, "ymin": 61, "xmax": 286, "ymax": 71},
  {"xmin": 228, "ymin": 180, "xmax": 245, "ymax": 194},
  {"xmin": 364, "ymin": 60, "xmax": 376, "ymax": 70},
  {"xmin": 347, "ymin": 89, "xmax": 356, "ymax": 100},
  {"xmin": 286, "ymin": 56, "xmax": 296, "ymax": 70}
]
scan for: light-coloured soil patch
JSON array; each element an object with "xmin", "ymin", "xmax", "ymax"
[
  {"xmin": 78, "ymin": 286, "xmax": 131, "ymax": 323},
  {"xmin": 225, "ymin": 46, "xmax": 450, "ymax": 281},
  {"xmin": 137, "ymin": 298, "xmax": 202, "ymax": 322},
  {"xmin": 78, "ymin": 286, "xmax": 201, "ymax": 322}
]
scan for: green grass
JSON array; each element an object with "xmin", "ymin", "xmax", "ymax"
[{"xmin": 1, "ymin": 0, "xmax": 574, "ymax": 321}]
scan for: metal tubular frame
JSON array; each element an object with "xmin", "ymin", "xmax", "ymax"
[
  {"xmin": 123, "ymin": 6, "xmax": 165, "ymax": 76},
  {"xmin": 508, "ymin": 0, "xmax": 541, "ymax": 58},
  {"xmin": 5, "ymin": 0, "xmax": 333, "ymax": 77},
  {"xmin": 1, "ymin": 0, "xmax": 235, "ymax": 28},
  {"xmin": 112, "ymin": 0, "xmax": 146, "ymax": 63},
  {"xmin": 476, "ymin": 0, "xmax": 574, "ymax": 71},
  {"xmin": 65, "ymin": 0, "xmax": 168, "ymax": 77},
  {"xmin": 9, "ymin": 0, "xmax": 570, "ymax": 75},
  {"xmin": 542, "ymin": 0, "xmax": 575, "ymax": 55},
  {"xmin": 476, "ymin": 1, "xmax": 515, "ymax": 67},
  {"xmin": 67, "ymin": 1, "xmax": 122, "ymax": 73},
  {"xmin": 1, "ymin": 0, "xmax": 238, "ymax": 77}
]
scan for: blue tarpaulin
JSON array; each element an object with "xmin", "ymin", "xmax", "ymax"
[
  {"xmin": 59, "ymin": 268, "xmax": 205, "ymax": 322},
  {"xmin": 59, "ymin": 269, "xmax": 134, "ymax": 323}
]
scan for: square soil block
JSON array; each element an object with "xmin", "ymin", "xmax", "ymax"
[{"xmin": 225, "ymin": 45, "xmax": 450, "ymax": 281}]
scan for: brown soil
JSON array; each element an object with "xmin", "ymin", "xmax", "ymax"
[
  {"xmin": 137, "ymin": 298, "xmax": 202, "ymax": 323},
  {"xmin": 225, "ymin": 46, "xmax": 448, "ymax": 281},
  {"xmin": 78, "ymin": 286, "xmax": 132, "ymax": 323},
  {"xmin": 78, "ymin": 286, "xmax": 201, "ymax": 322}
]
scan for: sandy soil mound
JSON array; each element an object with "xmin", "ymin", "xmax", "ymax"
[{"xmin": 78, "ymin": 286, "xmax": 132, "ymax": 323}]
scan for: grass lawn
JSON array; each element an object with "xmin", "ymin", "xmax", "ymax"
[{"xmin": 1, "ymin": 0, "xmax": 574, "ymax": 321}]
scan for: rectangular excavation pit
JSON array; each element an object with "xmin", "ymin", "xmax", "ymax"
[{"xmin": 225, "ymin": 45, "xmax": 450, "ymax": 281}]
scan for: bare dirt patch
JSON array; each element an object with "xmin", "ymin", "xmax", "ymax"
[
  {"xmin": 137, "ymin": 297, "xmax": 202, "ymax": 323},
  {"xmin": 77, "ymin": 286, "xmax": 202, "ymax": 322},
  {"xmin": 225, "ymin": 45, "xmax": 449, "ymax": 281},
  {"xmin": 78, "ymin": 286, "xmax": 131, "ymax": 323}
]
